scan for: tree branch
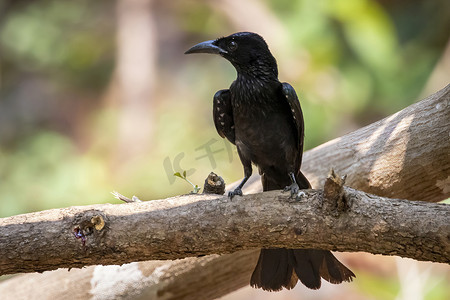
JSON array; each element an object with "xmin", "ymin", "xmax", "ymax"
[
  {"xmin": 1, "ymin": 178, "xmax": 449, "ymax": 276},
  {"xmin": 1, "ymin": 85, "xmax": 449, "ymax": 300},
  {"xmin": 240, "ymin": 83, "xmax": 450, "ymax": 202}
]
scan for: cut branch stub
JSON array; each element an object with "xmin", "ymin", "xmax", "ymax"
[
  {"xmin": 322, "ymin": 169, "xmax": 348, "ymax": 214},
  {"xmin": 71, "ymin": 210, "xmax": 108, "ymax": 249},
  {"xmin": 203, "ymin": 172, "xmax": 226, "ymax": 195}
]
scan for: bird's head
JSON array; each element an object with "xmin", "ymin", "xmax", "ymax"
[{"xmin": 185, "ymin": 32, "xmax": 278, "ymax": 79}]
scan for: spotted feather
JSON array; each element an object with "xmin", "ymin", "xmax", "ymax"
[{"xmin": 213, "ymin": 89, "xmax": 235, "ymax": 145}]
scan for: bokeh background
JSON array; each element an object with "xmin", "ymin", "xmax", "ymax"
[{"xmin": 0, "ymin": 0, "xmax": 449, "ymax": 299}]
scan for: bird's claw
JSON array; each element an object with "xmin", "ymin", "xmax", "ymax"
[
  {"xmin": 283, "ymin": 182, "xmax": 299, "ymax": 197},
  {"xmin": 283, "ymin": 183, "xmax": 305, "ymax": 201},
  {"xmin": 228, "ymin": 188, "xmax": 243, "ymax": 200}
]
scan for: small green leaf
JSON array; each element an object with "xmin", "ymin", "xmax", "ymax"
[{"xmin": 174, "ymin": 169, "xmax": 201, "ymax": 194}]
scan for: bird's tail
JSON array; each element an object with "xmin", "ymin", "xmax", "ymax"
[
  {"xmin": 254, "ymin": 172, "xmax": 355, "ymax": 291},
  {"xmin": 250, "ymin": 249, "xmax": 355, "ymax": 291}
]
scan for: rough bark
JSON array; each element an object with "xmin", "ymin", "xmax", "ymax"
[
  {"xmin": 1, "ymin": 85, "xmax": 449, "ymax": 300},
  {"xmin": 303, "ymin": 96, "xmax": 450, "ymax": 202},
  {"xmin": 0, "ymin": 251, "xmax": 259, "ymax": 300},
  {"xmin": 1, "ymin": 183, "xmax": 449, "ymax": 277}
]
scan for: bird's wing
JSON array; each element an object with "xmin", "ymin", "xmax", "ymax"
[
  {"xmin": 281, "ymin": 82, "xmax": 305, "ymax": 163},
  {"xmin": 213, "ymin": 89, "xmax": 235, "ymax": 145}
]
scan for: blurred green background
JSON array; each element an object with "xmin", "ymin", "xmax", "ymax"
[{"xmin": 0, "ymin": 0, "xmax": 449, "ymax": 299}]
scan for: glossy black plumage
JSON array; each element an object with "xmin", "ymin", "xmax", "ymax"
[
  {"xmin": 185, "ymin": 32, "xmax": 355, "ymax": 291},
  {"xmin": 213, "ymin": 90, "xmax": 235, "ymax": 144}
]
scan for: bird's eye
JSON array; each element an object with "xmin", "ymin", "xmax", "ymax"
[{"xmin": 228, "ymin": 40, "xmax": 238, "ymax": 51}]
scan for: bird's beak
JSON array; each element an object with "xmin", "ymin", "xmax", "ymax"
[{"xmin": 184, "ymin": 40, "xmax": 226, "ymax": 55}]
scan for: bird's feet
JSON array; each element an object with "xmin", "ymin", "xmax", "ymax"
[
  {"xmin": 228, "ymin": 187, "xmax": 243, "ymax": 200},
  {"xmin": 283, "ymin": 183, "xmax": 305, "ymax": 201}
]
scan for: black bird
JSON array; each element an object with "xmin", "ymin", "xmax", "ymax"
[{"xmin": 185, "ymin": 32, "xmax": 355, "ymax": 291}]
